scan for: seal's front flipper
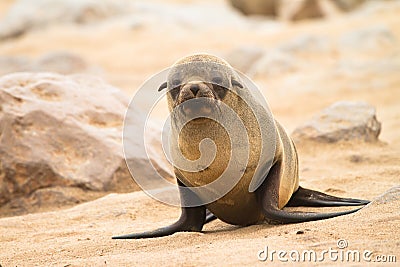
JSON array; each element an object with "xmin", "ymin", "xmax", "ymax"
[
  {"xmin": 112, "ymin": 205, "xmax": 206, "ymax": 239},
  {"xmin": 286, "ymin": 187, "xmax": 370, "ymax": 207},
  {"xmin": 113, "ymin": 179, "xmax": 208, "ymax": 239}
]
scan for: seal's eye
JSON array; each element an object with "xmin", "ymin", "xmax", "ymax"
[{"xmin": 211, "ymin": 76, "xmax": 223, "ymax": 85}]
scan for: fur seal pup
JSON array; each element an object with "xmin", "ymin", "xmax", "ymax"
[{"xmin": 113, "ymin": 54, "xmax": 369, "ymax": 239}]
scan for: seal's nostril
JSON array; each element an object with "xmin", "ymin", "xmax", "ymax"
[{"xmin": 190, "ymin": 84, "xmax": 200, "ymax": 95}]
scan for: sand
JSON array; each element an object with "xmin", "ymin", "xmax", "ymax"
[{"xmin": 0, "ymin": 0, "xmax": 399, "ymax": 266}]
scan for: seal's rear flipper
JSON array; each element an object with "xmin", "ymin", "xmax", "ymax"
[
  {"xmin": 262, "ymin": 205, "xmax": 363, "ymax": 224},
  {"xmin": 286, "ymin": 187, "xmax": 370, "ymax": 207},
  {"xmin": 257, "ymin": 163, "xmax": 368, "ymax": 224}
]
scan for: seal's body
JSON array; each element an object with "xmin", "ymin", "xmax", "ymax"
[
  {"xmin": 113, "ymin": 54, "xmax": 369, "ymax": 239},
  {"xmin": 182, "ymin": 120, "xmax": 298, "ymax": 226}
]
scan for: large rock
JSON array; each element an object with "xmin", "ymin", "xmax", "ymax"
[
  {"xmin": 292, "ymin": 101, "xmax": 381, "ymax": 143},
  {"xmin": 229, "ymin": 0, "xmax": 351, "ymax": 21},
  {"xmin": 228, "ymin": 0, "xmax": 325, "ymax": 20},
  {"xmin": 228, "ymin": 0, "xmax": 279, "ymax": 17},
  {"xmin": 280, "ymin": 0, "xmax": 324, "ymax": 21},
  {"xmin": 333, "ymin": 0, "xmax": 366, "ymax": 11},
  {"xmin": 0, "ymin": 0, "xmax": 130, "ymax": 40},
  {"xmin": 0, "ymin": 72, "xmax": 172, "ymax": 215}
]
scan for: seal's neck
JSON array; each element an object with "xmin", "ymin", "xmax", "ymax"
[{"xmin": 174, "ymin": 118, "xmax": 230, "ymax": 162}]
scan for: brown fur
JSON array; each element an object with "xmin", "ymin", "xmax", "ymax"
[{"xmin": 165, "ymin": 53, "xmax": 298, "ymax": 225}]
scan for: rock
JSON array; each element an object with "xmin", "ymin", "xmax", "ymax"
[
  {"xmin": 278, "ymin": 34, "xmax": 332, "ymax": 54},
  {"xmin": 229, "ymin": 0, "xmax": 358, "ymax": 21},
  {"xmin": 333, "ymin": 0, "xmax": 366, "ymax": 11},
  {"xmin": 122, "ymin": 116, "xmax": 174, "ymax": 193},
  {"xmin": 228, "ymin": 0, "xmax": 327, "ymax": 21},
  {"xmin": 228, "ymin": 0, "xmax": 279, "ymax": 17},
  {"xmin": 0, "ymin": 56, "xmax": 31, "ymax": 75},
  {"xmin": 2, "ymin": 187, "xmax": 80, "ymax": 217},
  {"xmin": 0, "ymin": 0, "xmax": 130, "ymax": 40},
  {"xmin": 280, "ymin": 0, "xmax": 324, "ymax": 21},
  {"xmin": 224, "ymin": 46, "xmax": 265, "ymax": 73},
  {"xmin": 335, "ymin": 25, "xmax": 399, "ymax": 90},
  {"xmin": 128, "ymin": 1, "xmax": 246, "ymax": 30},
  {"xmin": 0, "ymin": 52, "xmax": 94, "ymax": 76},
  {"xmin": 354, "ymin": 0, "xmax": 400, "ymax": 17},
  {"xmin": 33, "ymin": 52, "xmax": 93, "ymax": 74},
  {"xmin": 227, "ymin": 0, "xmax": 365, "ymax": 21},
  {"xmin": 292, "ymin": 101, "xmax": 381, "ymax": 143},
  {"xmin": 0, "ymin": 72, "xmax": 172, "ymax": 215},
  {"xmin": 248, "ymin": 34, "xmax": 332, "ymax": 77},
  {"xmin": 340, "ymin": 25, "xmax": 397, "ymax": 52},
  {"xmin": 335, "ymin": 58, "xmax": 400, "ymax": 82},
  {"xmin": 249, "ymin": 50, "xmax": 299, "ymax": 77}
]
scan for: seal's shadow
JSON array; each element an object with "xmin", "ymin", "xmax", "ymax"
[{"xmin": 203, "ymin": 221, "xmax": 275, "ymax": 234}]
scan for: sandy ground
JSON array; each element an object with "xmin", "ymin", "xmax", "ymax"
[{"xmin": 0, "ymin": 0, "xmax": 399, "ymax": 266}]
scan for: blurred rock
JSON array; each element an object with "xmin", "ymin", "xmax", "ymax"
[
  {"xmin": 333, "ymin": 0, "xmax": 366, "ymax": 11},
  {"xmin": 33, "ymin": 52, "xmax": 91, "ymax": 74},
  {"xmin": 228, "ymin": 0, "xmax": 278, "ymax": 17},
  {"xmin": 247, "ymin": 34, "xmax": 333, "ymax": 77},
  {"xmin": 225, "ymin": 46, "xmax": 265, "ymax": 73},
  {"xmin": 128, "ymin": 1, "xmax": 246, "ymax": 30},
  {"xmin": 0, "ymin": 56, "xmax": 30, "ymax": 75},
  {"xmin": 292, "ymin": 101, "xmax": 381, "ymax": 143},
  {"xmin": 249, "ymin": 50, "xmax": 299, "ymax": 77},
  {"xmin": 229, "ymin": 0, "xmax": 357, "ymax": 21},
  {"xmin": 0, "ymin": 52, "xmax": 95, "ymax": 76},
  {"xmin": 340, "ymin": 25, "xmax": 397, "ymax": 52},
  {"xmin": 278, "ymin": 34, "xmax": 332, "ymax": 54},
  {"xmin": 335, "ymin": 58, "xmax": 400, "ymax": 80},
  {"xmin": 0, "ymin": 72, "xmax": 172, "ymax": 214},
  {"xmin": 3, "ymin": 187, "xmax": 79, "ymax": 216},
  {"xmin": 280, "ymin": 0, "xmax": 324, "ymax": 21},
  {"xmin": 0, "ymin": 0, "xmax": 130, "ymax": 40},
  {"xmin": 354, "ymin": 0, "xmax": 400, "ymax": 17},
  {"xmin": 229, "ymin": 0, "xmax": 325, "ymax": 20}
]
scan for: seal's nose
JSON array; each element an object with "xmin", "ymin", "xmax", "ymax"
[{"xmin": 190, "ymin": 84, "xmax": 200, "ymax": 96}]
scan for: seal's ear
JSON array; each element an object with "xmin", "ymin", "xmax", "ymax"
[
  {"xmin": 158, "ymin": 81, "xmax": 168, "ymax": 92},
  {"xmin": 232, "ymin": 79, "xmax": 243, "ymax": 88}
]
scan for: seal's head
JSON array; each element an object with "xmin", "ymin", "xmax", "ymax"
[{"xmin": 158, "ymin": 54, "xmax": 243, "ymax": 119}]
